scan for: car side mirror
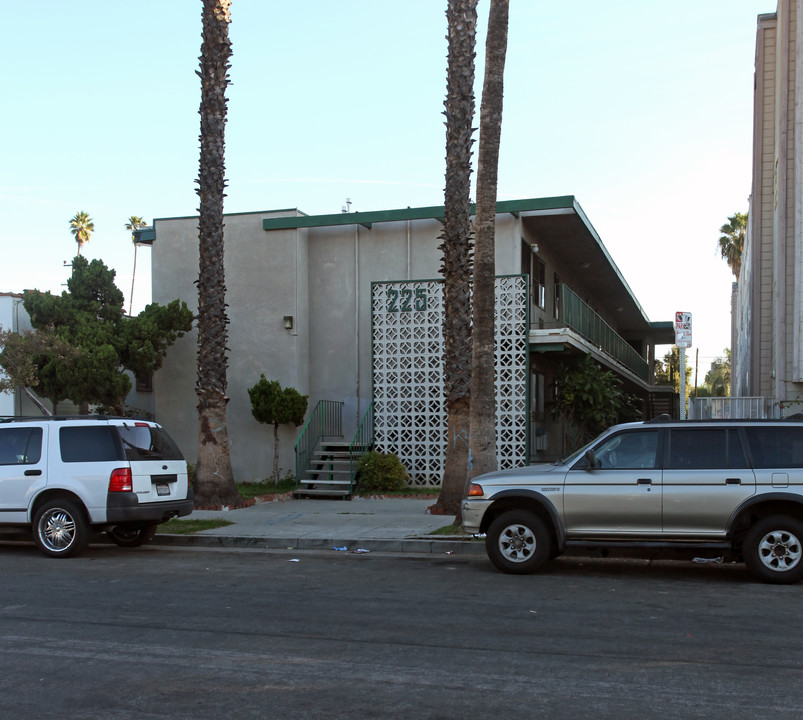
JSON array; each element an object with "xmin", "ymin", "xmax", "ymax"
[{"xmin": 584, "ymin": 449, "xmax": 597, "ymax": 470}]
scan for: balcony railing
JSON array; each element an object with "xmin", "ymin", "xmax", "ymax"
[{"xmin": 533, "ymin": 284, "xmax": 649, "ymax": 381}]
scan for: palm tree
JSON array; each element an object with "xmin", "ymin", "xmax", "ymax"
[
  {"xmin": 69, "ymin": 211, "xmax": 94, "ymax": 255},
  {"xmin": 194, "ymin": 0, "xmax": 242, "ymax": 508},
  {"xmin": 718, "ymin": 211, "xmax": 747, "ymax": 278},
  {"xmin": 125, "ymin": 215, "xmax": 147, "ymax": 316},
  {"xmin": 431, "ymin": 0, "xmax": 477, "ymax": 517},
  {"xmin": 467, "ymin": 0, "xmax": 509, "ymax": 485}
]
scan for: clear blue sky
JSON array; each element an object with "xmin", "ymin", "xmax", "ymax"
[{"xmin": 1, "ymin": 0, "xmax": 773, "ymax": 377}]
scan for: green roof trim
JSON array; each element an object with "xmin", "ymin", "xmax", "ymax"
[
  {"xmin": 262, "ymin": 196, "xmax": 576, "ymax": 231},
  {"xmin": 132, "ymin": 228, "xmax": 156, "ymax": 245}
]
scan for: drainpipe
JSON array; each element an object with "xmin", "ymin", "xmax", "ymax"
[
  {"xmin": 406, "ymin": 219, "xmax": 411, "ymax": 280},
  {"xmin": 355, "ymin": 224, "xmax": 360, "ymax": 429}
]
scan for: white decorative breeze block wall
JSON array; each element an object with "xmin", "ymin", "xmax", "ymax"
[{"xmin": 372, "ymin": 276, "xmax": 528, "ymax": 486}]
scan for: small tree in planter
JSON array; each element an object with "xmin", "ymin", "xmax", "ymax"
[
  {"xmin": 248, "ymin": 375, "xmax": 308, "ymax": 481},
  {"xmin": 550, "ymin": 354, "xmax": 642, "ymax": 449}
]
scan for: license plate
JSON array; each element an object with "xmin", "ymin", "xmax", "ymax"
[{"xmin": 156, "ymin": 483, "xmax": 170, "ymax": 496}]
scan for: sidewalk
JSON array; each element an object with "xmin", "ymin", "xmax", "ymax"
[{"xmin": 154, "ymin": 496, "xmax": 485, "ymax": 556}]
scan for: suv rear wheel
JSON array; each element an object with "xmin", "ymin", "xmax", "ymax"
[
  {"xmin": 744, "ymin": 515, "xmax": 803, "ymax": 584},
  {"xmin": 107, "ymin": 524, "xmax": 158, "ymax": 548},
  {"xmin": 33, "ymin": 498, "xmax": 90, "ymax": 558},
  {"xmin": 486, "ymin": 510, "xmax": 553, "ymax": 574}
]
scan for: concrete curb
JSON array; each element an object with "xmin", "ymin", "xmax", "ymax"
[{"xmin": 152, "ymin": 533, "xmax": 486, "ymax": 555}]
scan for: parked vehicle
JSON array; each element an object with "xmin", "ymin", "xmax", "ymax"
[
  {"xmin": 462, "ymin": 415, "xmax": 803, "ymax": 584},
  {"xmin": 0, "ymin": 416, "xmax": 193, "ymax": 557}
]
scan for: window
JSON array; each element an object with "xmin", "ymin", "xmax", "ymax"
[
  {"xmin": 60, "ymin": 426, "xmax": 124, "ymax": 463},
  {"xmin": 535, "ymin": 257, "xmax": 546, "ymax": 309},
  {"xmin": 667, "ymin": 429, "xmax": 746, "ymax": 469},
  {"xmin": 118, "ymin": 425, "xmax": 184, "ymax": 461},
  {"xmin": 745, "ymin": 427, "xmax": 803, "ymax": 468},
  {"xmin": 591, "ymin": 430, "xmax": 659, "ymax": 470},
  {"xmin": 0, "ymin": 427, "xmax": 42, "ymax": 465},
  {"xmin": 136, "ymin": 372, "xmax": 153, "ymax": 393}
]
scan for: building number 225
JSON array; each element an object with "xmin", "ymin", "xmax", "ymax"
[{"xmin": 387, "ymin": 287, "xmax": 427, "ymax": 312}]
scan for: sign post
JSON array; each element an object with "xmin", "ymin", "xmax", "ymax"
[{"xmin": 674, "ymin": 312, "xmax": 692, "ymax": 420}]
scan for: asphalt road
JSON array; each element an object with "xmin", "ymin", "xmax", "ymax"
[{"xmin": 0, "ymin": 542, "xmax": 800, "ymax": 720}]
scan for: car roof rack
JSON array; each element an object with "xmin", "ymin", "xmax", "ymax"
[
  {"xmin": 0, "ymin": 414, "xmax": 124, "ymax": 424},
  {"xmin": 645, "ymin": 414, "xmax": 673, "ymax": 423}
]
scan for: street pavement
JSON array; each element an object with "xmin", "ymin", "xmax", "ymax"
[{"xmin": 155, "ymin": 495, "xmax": 486, "ymax": 556}]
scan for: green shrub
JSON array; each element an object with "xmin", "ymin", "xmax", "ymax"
[{"xmin": 356, "ymin": 451, "xmax": 410, "ymax": 493}]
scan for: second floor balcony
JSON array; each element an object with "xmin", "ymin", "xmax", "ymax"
[{"xmin": 529, "ymin": 283, "xmax": 656, "ymax": 383}]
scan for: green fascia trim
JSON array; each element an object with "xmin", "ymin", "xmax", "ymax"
[
  {"xmin": 133, "ymin": 228, "xmax": 155, "ymax": 245},
  {"xmin": 531, "ymin": 343, "xmax": 567, "ymax": 353},
  {"xmin": 262, "ymin": 196, "xmax": 576, "ymax": 232},
  {"xmin": 567, "ymin": 199, "xmax": 653, "ymax": 326},
  {"xmin": 152, "ymin": 208, "xmax": 307, "ymax": 225}
]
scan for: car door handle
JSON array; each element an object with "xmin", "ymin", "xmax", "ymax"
[
  {"xmin": 725, "ymin": 478, "xmax": 741, "ymax": 485},
  {"xmin": 637, "ymin": 478, "xmax": 652, "ymax": 485},
  {"xmin": 24, "ymin": 469, "xmax": 42, "ymax": 476}
]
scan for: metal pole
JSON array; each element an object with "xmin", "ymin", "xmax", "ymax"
[{"xmin": 679, "ymin": 348, "xmax": 687, "ymax": 420}]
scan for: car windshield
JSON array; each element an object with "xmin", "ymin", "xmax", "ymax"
[{"xmin": 558, "ymin": 432, "xmax": 608, "ymax": 466}]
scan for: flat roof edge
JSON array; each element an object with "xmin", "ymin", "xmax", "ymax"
[{"xmin": 262, "ymin": 196, "xmax": 576, "ymax": 231}]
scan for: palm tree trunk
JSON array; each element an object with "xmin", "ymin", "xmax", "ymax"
[
  {"xmin": 432, "ymin": 0, "xmax": 477, "ymax": 517},
  {"xmin": 129, "ymin": 244, "xmax": 138, "ymax": 316},
  {"xmin": 467, "ymin": 0, "xmax": 509, "ymax": 483},
  {"xmin": 194, "ymin": 0, "xmax": 243, "ymax": 508}
]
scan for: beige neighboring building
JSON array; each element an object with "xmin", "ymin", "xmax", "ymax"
[{"xmin": 733, "ymin": 0, "xmax": 803, "ymax": 414}]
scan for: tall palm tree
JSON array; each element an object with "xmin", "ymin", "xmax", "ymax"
[
  {"xmin": 70, "ymin": 211, "xmax": 94, "ymax": 255},
  {"xmin": 125, "ymin": 215, "xmax": 147, "ymax": 316},
  {"xmin": 194, "ymin": 0, "xmax": 242, "ymax": 508},
  {"xmin": 431, "ymin": 0, "xmax": 477, "ymax": 517},
  {"xmin": 718, "ymin": 211, "xmax": 747, "ymax": 278},
  {"xmin": 467, "ymin": 0, "xmax": 509, "ymax": 484}
]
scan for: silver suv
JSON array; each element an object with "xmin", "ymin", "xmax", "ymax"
[
  {"xmin": 462, "ymin": 416, "xmax": 803, "ymax": 584},
  {"xmin": 0, "ymin": 416, "xmax": 193, "ymax": 557}
]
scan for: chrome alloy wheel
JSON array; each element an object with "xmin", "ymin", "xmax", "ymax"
[
  {"xmin": 38, "ymin": 507, "xmax": 77, "ymax": 553},
  {"xmin": 757, "ymin": 528, "xmax": 802, "ymax": 573},
  {"xmin": 498, "ymin": 522, "xmax": 536, "ymax": 563}
]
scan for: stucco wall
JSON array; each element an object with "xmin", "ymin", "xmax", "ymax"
[
  {"xmin": 153, "ymin": 211, "xmax": 309, "ymax": 481},
  {"xmin": 0, "ymin": 295, "xmax": 20, "ymax": 416}
]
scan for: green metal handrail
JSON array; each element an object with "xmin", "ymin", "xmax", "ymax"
[
  {"xmin": 546, "ymin": 284, "xmax": 649, "ymax": 381},
  {"xmin": 349, "ymin": 403, "xmax": 374, "ymax": 486},
  {"xmin": 294, "ymin": 400, "xmax": 344, "ymax": 490}
]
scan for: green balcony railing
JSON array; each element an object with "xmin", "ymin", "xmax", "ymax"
[
  {"xmin": 537, "ymin": 284, "xmax": 649, "ymax": 381},
  {"xmin": 294, "ymin": 400, "xmax": 344, "ymax": 490},
  {"xmin": 349, "ymin": 403, "xmax": 374, "ymax": 485}
]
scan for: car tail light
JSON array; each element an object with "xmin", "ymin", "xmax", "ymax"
[
  {"xmin": 109, "ymin": 468, "xmax": 133, "ymax": 492},
  {"xmin": 466, "ymin": 483, "xmax": 484, "ymax": 497}
]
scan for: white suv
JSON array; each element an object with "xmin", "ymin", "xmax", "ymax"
[
  {"xmin": 462, "ymin": 417, "xmax": 803, "ymax": 584},
  {"xmin": 0, "ymin": 416, "xmax": 193, "ymax": 557}
]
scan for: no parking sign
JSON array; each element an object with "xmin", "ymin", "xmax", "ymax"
[{"xmin": 675, "ymin": 311, "xmax": 692, "ymax": 348}]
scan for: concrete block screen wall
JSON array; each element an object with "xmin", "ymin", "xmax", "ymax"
[{"xmin": 372, "ymin": 276, "xmax": 529, "ymax": 485}]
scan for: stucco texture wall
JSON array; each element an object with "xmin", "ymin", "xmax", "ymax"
[{"xmin": 152, "ymin": 211, "xmax": 308, "ymax": 482}]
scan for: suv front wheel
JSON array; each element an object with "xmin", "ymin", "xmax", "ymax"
[
  {"xmin": 744, "ymin": 515, "xmax": 803, "ymax": 584},
  {"xmin": 33, "ymin": 498, "xmax": 91, "ymax": 558},
  {"xmin": 486, "ymin": 509, "xmax": 553, "ymax": 574}
]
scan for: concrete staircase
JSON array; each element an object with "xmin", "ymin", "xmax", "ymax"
[{"xmin": 294, "ymin": 441, "xmax": 353, "ymax": 499}]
